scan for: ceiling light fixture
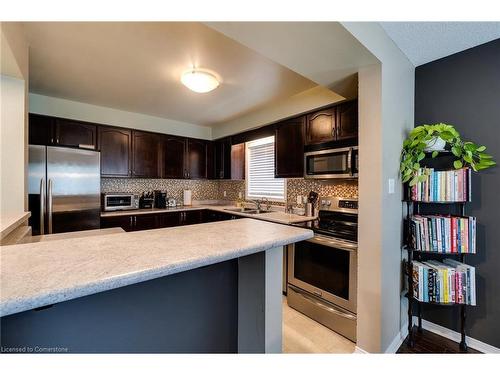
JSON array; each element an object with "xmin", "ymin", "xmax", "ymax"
[{"xmin": 181, "ymin": 69, "xmax": 219, "ymax": 93}]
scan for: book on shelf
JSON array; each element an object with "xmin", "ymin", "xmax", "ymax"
[
  {"xmin": 410, "ymin": 168, "xmax": 471, "ymax": 202},
  {"xmin": 412, "ymin": 260, "xmax": 476, "ymax": 305},
  {"xmin": 409, "ymin": 214, "xmax": 476, "ymax": 254}
]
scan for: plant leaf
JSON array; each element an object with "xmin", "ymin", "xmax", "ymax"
[
  {"xmin": 476, "ymin": 146, "xmax": 486, "ymax": 152},
  {"xmin": 432, "ymin": 151, "xmax": 439, "ymax": 158},
  {"xmin": 453, "ymin": 160, "xmax": 463, "ymax": 169},
  {"xmin": 451, "ymin": 146, "xmax": 462, "ymax": 157}
]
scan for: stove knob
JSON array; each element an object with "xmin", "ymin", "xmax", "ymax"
[
  {"xmin": 326, "ymin": 200, "xmax": 332, "ymax": 206},
  {"xmin": 321, "ymin": 200, "xmax": 326, "ymax": 206}
]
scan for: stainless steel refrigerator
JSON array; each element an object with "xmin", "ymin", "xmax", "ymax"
[{"xmin": 28, "ymin": 145, "xmax": 101, "ymax": 235}]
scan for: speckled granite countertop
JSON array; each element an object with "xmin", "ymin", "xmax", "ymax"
[
  {"xmin": 0, "ymin": 219, "xmax": 313, "ymax": 317},
  {"xmin": 100, "ymin": 204, "xmax": 317, "ymax": 224}
]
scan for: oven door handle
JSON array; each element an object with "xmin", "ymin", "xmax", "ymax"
[
  {"xmin": 289, "ymin": 285, "xmax": 356, "ymax": 321},
  {"xmin": 307, "ymin": 235, "xmax": 357, "ymax": 251}
]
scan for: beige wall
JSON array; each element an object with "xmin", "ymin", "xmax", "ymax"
[
  {"xmin": 29, "ymin": 94, "xmax": 213, "ymax": 140},
  {"xmin": 342, "ymin": 22, "xmax": 415, "ymax": 352},
  {"xmin": 212, "ymin": 86, "xmax": 345, "ymax": 139},
  {"xmin": 0, "ymin": 22, "xmax": 29, "ymax": 226},
  {"xmin": 0, "ymin": 76, "xmax": 26, "ymax": 218}
]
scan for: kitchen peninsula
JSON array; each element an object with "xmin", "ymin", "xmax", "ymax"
[{"xmin": 0, "ymin": 219, "xmax": 313, "ymax": 353}]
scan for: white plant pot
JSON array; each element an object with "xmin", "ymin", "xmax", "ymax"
[{"xmin": 424, "ymin": 136, "xmax": 446, "ymax": 152}]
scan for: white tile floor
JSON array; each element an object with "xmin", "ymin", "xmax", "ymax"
[{"xmin": 282, "ymin": 297, "xmax": 356, "ymax": 353}]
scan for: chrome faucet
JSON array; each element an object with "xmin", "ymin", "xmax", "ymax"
[{"xmin": 250, "ymin": 197, "xmax": 271, "ymax": 211}]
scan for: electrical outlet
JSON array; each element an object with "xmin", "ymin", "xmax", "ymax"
[{"xmin": 223, "ymin": 190, "xmax": 227, "ymax": 197}]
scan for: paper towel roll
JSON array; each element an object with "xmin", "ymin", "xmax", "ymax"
[{"xmin": 183, "ymin": 190, "xmax": 192, "ymax": 206}]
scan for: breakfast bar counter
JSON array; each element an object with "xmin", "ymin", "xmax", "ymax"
[{"xmin": 0, "ymin": 219, "xmax": 313, "ymax": 353}]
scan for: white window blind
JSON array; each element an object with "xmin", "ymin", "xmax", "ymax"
[{"xmin": 246, "ymin": 136, "xmax": 285, "ymax": 201}]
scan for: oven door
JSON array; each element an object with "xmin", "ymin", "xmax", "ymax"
[
  {"xmin": 288, "ymin": 235, "xmax": 357, "ymax": 313},
  {"xmin": 304, "ymin": 147, "xmax": 358, "ymax": 179}
]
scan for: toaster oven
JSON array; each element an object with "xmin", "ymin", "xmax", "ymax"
[{"xmin": 103, "ymin": 193, "xmax": 139, "ymax": 211}]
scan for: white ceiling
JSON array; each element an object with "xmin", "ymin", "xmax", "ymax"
[
  {"xmin": 24, "ymin": 22, "xmax": 317, "ymax": 127},
  {"xmin": 380, "ymin": 22, "xmax": 500, "ymax": 66}
]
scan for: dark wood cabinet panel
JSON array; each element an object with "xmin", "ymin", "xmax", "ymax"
[
  {"xmin": 163, "ymin": 136, "xmax": 186, "ymax": 179},
  {"xmin": 132, "ymin": 131, "xmax": 160, "ymax": 178},
  {"xmin": 186, "ymin": 139, "xmax": 207, "ymax": 179},
  {"xmin": 100, "ymin": 215, "xmax": 134, "ymax": 232},
  {"xmin": 275, "ymin": 116, "xmax": 305, "ymax": 178},
  {"xmin": 231, "ymin": 143, "xmax": 245, "ymax": 180},
  {"xmin": 99, "ymin": 126, "xmax": 132, "ymax": 177},
  {"xmin": 158, "ymin": 212, "xmax": 181, "ymax": 228},
  {"xmin": 133, "ymin": 214, "xmax": 158, "ymax": 231},
  {"xmin": 305, "ymin": 108, "xmax": 337, "ymax": 145},
  {"xmin": 55, "ymin": 119, "xmax": 97, "ymax": 149},
  {"xmin": 29, "ymin": 114, "xmax": 54, "ymax": 145},
  {"xmin": 182, "ymin": 210, "xmax": 203, "ymax": 225},
  {"xmin": 214, "ymin": 138, "xmax": 231, "ymax": 179},
  {"xmin": 206, "ymin": 142, "xmax": 215, "ymax": 179},
  {"xmin": 336, "ymin": 100, "xmax": 358, "ymax": 140}
]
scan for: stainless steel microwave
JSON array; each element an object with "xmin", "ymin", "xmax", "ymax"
[
  {"xmin": 304, "ymin": 146, "xmax": 358, "ymax": 179},
  {"xmin": 103, "ymin": 193, "xmax": 139, "ymax": 211}
]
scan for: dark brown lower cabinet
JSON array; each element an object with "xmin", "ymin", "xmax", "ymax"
[
  {"xmin": 134, "ymin": 214, "xmax": 158, "ymax": 231},
  {"xmin": 157, "ymin": 212, "xmax": 182, "ymax": 228},
  {"xmin": 100, "ymin": 209, "xmax": 240, "ymax": 232},
  {"xmin": 100, "ymin": 215, "xmax": 134, "ymax": 232}
]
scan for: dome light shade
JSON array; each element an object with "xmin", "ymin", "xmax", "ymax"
[{"xmin": 181, "ymin": 69, "xmax": 219, "ymax": 93}]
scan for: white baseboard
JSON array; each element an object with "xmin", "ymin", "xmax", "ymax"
[
  {"xmin": 414, "ymin": 317, "xmax": 500, "ymax": 354},
  {"xmin": 354, "ymin": 346, "xmax": 368, "ymax": 354},
  {"xmin": 384, "ymin": 329, "xmax": 408, "ymax": 353}
]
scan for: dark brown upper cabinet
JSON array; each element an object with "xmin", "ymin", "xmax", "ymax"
[
  {"xmin": 29, "ymin": 114, "xmax": 54, "ymax": 145},
  {"xmin": 131, "ymin": 130, "xmax": 161, "ymax": 178},
  {"xmin": 163, "ymin": 136, "xmax": 186, "ymax": 179},
  {"xmin": 336, "ymin": 100, "xmax": 358, "ymax": 140},
  {"xmin": 214, "ymin": 137, "xmax": 232, "ymax": 179},
  {"xmin": 305, "ymin": 107, "xmax": 337, "ymax": 145},
  {"xmin": 98, "ymin": 126, "xmax": 132, "ymax": 177},
  {"xmin": 186, "ymin": 138, "xmax": 207, "ymax": 179},
  {"xmin": 275, "ymin": 116, "xmax": 305, "ymax": 178},
  {"xmin": 54, "ymin": 118, "xmax": 97, "ymax": 149},
  {"xmin": 206, "ymin": 142, "xmax": 215, "ymax": 179},
  {"xmin": 231, "ymin": 143, "xmax": 245, "ymax": 180}
]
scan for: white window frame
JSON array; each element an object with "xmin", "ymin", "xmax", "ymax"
[{"xmin": 245, "ymin": 136, "xmax": 286, "ymax": 202}]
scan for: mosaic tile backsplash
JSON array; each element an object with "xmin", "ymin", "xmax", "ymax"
[
  {"xmin": 101, "ymin": 178, "xmax": 219, "ymax": 202},
  {"xmin": 102, "ymin": 178, "xmax": 358, "ymax": 206}
]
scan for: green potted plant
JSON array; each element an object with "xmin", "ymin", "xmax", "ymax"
[{"xmin": 400, "ymin": 123, "xmax": 496, "ymax": 186}]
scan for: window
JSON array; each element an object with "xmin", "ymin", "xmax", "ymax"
[{"xmin": 246, "ymin": 136, "xmax": 285, "ymax": 201}]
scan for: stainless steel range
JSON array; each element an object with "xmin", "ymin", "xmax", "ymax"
[{"xmin": 287, "ymin": 196, "xmax": 358, "ymax": 342}]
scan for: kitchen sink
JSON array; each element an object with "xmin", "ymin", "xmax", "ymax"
[
  {"xmin": 224, "ymin": 208, "xmax": 273, "ymax": 214},
  {"xmin": 224, "ymin": 207, "xmax": 257, "ymax": 213}
]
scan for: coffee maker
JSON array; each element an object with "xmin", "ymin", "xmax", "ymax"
[{"xmin": 154, "ymin": 190, "xmax": 167, "ymax": 208}]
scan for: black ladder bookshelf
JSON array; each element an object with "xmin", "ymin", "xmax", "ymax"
[{"xmin": 403, "ymin": 154, "xmax": 476, "ymax": 352}]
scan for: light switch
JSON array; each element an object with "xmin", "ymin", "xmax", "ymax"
[{"xmin": 388, "ymin": 178, "xmax": 395, "ymax": 194}]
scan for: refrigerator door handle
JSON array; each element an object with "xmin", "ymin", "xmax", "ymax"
[
  {"xmin": 40, "ymin": 178, "xmax": 45, "ymax": 235},
  {"xmin": 48, "ymin": 179, "xmax": 53, "ymax": 234}
]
